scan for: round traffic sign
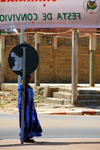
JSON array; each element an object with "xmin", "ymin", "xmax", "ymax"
[{"xmin": 8, "ymin": 44, "xmax": 39, "ymax": 76}]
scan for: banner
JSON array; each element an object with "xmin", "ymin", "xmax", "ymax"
[{"xmin": 0, "ymin": 0, "xmax": 100, "ymax": 29}]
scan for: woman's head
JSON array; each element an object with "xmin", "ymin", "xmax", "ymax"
[
  {"xmin": 21, "ymin": 74, "xmax": 31, "ymax": 86},
  {"xmin": 25, "ymin": 75, "xmax": 31, "ymax": 86}
]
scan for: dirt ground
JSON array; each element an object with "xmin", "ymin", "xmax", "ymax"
[
  {"xmin": 0, "ymin": 90, "xmax": 75, "ymax": 114},
  {"xmin": 1, "ymin": 89, "xmax": 100, "ymax": 115}
]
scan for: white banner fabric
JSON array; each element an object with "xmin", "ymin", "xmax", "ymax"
[{"xmin": 0, "ymin": 0, "xmax": 100, "ymax": 29}]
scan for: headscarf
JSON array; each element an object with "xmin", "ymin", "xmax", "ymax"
[{"xmin": 21, "ymin": 74, "xmax": 31, "ymax": 80}]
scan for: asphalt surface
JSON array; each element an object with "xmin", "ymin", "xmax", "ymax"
[{"xmin": 0, "ymin": 113, "xmax": 100, "ymax": 139}]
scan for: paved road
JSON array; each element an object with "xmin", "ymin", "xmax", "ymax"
[{"xmin": 0, "ymin": 114, "xmax": 100, "ymax": 139}]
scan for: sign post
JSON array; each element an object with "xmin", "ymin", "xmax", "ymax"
[
  {"xmin": 21, "ymin": 47, "xmax": 26, "ymax": 144},
  {"xmin": 8, "ymin": 44, "xmax": 39, "ymax": 144},
  {"xmin": 17, "ymin": 29, "xmax": 24, "ymax": 104}
]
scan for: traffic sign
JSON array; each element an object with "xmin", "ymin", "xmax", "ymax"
[{"xmin": 8, "ymin": 43, "xmax": 39, "ymax": 76}]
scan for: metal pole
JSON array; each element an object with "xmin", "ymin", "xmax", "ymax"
[
  {"xmin": 21, "ymin": 47, "xmax": 26, "ymax": 144},
  {"xmin": 17, "ymin": 29, "xmax": 24, "ymax": 104},
  {"xmin": 20, "ymin": 29, "xmax": 24, "ymax": 44}
]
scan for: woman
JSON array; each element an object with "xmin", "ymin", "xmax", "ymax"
[{"xmin": 18, "ymin": 75, "xmax": 42, "ymax": 142}]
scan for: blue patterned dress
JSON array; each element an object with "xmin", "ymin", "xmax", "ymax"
[{"xmin": 18, "ymin": 84, "xmax": 42, "ymax": 140}]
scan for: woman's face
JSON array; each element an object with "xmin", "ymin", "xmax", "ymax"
[{"xmin": 25, "ymin": 76, "xmax": 30, "ymax": 85}]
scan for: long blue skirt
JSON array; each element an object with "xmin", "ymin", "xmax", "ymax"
[{"xmin": 18, "ymin": 84, "xmax": 42, "ymax": 140}]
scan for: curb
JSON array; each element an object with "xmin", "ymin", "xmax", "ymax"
[{"xmin": 37, "ymin": 110, "xmax": 100, "ymax": 115}]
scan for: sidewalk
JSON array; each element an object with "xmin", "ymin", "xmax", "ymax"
[
  {"xmin": 0, "ymin": 104, "xmax": 100, "ymax": 116},
  {"xmin": 37, "ymin": 109, "xmax": 100, "ymax": 115},
  {"xmin": 0, "ymin": 138, "xmax": 100, "ymax": 150}
]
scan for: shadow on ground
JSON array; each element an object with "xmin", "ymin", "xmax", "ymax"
[{"xmin": 0, "ymin": 141, "xmax": 100, "ymax": 148}]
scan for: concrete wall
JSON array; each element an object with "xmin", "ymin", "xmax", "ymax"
[{"xmin": 1, "ymin": 34, "xmax": 100, "ymax": 83}]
